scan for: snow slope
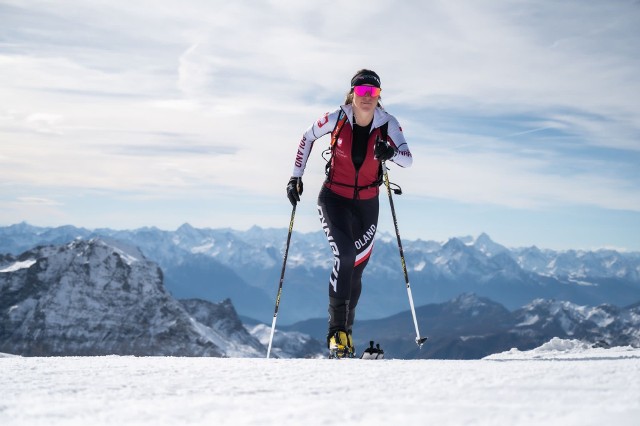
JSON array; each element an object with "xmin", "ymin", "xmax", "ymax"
[
  {"xmin": 484, "ymin": 336, "xmax": 640, "ymax": 360},
  {"xmin": 1, "ymin": 339, "xmax": 639, "ymax": 426}
]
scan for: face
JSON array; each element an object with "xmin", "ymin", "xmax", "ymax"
[{"xmin": 353, "ymin": 84, "xmax": 380, "ymax": 114}]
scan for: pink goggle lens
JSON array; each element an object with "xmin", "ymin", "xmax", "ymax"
[{"xmin": 353, "ymin": 85, "xmax": 381, "ymax": 97}]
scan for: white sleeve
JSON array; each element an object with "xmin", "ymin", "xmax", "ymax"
[
  {"xmin": 292, "ymin": 109, "xmax": 341, "ymax": 177},
  {"xmin": 387, "ymin": 116, "xmax": 413, "ymax": 168}
]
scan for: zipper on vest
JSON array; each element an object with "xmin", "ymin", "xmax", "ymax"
[{"xmin": 353, "ymin": 169, "xmax": 359, "ymax": 199}]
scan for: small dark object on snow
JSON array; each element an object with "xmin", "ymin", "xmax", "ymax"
[{"xmin": 361, "ymin": 340, "xmax": 385, "ymax": 360}]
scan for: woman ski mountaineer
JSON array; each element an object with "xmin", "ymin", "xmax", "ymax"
[{"xmin": 286, "ymin": 69, "xmax": 413, "ymax": 358}]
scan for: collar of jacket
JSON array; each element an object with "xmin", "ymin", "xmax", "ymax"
[{"xmin": 340, "ymin": 104, "xmax": 389, "ymax": 132}]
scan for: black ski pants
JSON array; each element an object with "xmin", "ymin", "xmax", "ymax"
[{"xmin": 317, "ymin": 186, "xmax": 379, "ymax": 331}]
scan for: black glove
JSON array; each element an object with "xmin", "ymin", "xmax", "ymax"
[
  {"xmin": 286, "ymin": 176, "xmax": 303, "ymax": 206},
  {"xmin": 374, "ymin": 137, "xmax": 397, "ymax": 161}
]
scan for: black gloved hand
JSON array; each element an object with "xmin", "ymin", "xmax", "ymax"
[
  {"xmin": 374, "ymin": 137, "xmax": 397, "ymax": 161},
  {"xmin": 286, "ymin": 176, "xmax": 303, "ymax": 206}
]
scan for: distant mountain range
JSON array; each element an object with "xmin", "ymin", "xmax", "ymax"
[
  {"xmin": 1, "ymin": 234, "xmax": 638, "ymax": 359},
  {"xmin": 1, "ymin": 222, "xmax": 639, "ymax": 325}
]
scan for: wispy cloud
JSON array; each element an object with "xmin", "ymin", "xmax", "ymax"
[{"xmin": 14, "ymin": 197, "xmax": 62, "ymax": 206}]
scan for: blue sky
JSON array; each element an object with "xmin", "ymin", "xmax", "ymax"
[{"xmin": 1, "ymin": 0, "xmax": 639, "ymax": 251}]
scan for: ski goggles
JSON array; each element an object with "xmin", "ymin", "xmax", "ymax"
[{"xmin": 353, "ymin": 85, "xmax": 381, "ymax": 97}]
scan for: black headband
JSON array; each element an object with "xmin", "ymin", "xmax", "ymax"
[{"xmin": 350, "ymin": 71, "xmax": 381, "ymax": 88}]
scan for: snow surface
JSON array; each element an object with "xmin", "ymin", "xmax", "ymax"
[{"xmin": 1, "ymin": 339, "xmax": 639, "ymax": 426}]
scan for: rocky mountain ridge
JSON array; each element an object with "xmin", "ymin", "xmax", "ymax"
[{"xmin": 0, "ymin": 238, "xmax": 323, "ymax": 358}]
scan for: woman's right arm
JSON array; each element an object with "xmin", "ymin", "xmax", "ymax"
[{"xmin": 292, "ymin": 109, "xmax": 341, "ymax": 178}]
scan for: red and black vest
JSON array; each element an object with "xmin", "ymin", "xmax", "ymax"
[{"xmin": 324, "ymin": 111, "xmax": 387, "ymax": 200}]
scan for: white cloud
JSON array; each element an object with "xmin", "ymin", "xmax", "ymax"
[
  {"xmin": 405, "ymin": 142, "xmax": 640, "ymax": 212},
  {"xmin": 15, "ymin": 197, "xmax": 62, "ymax": 206}
]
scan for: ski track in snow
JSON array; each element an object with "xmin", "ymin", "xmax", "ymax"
[{"xmin": 1, "ymin": 353, "xmax": 640, "ymax": 426}]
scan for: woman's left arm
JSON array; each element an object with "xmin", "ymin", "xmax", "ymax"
[{"xmin": 387, "ymin": 116, "xmax": 413, "ymax": 168}]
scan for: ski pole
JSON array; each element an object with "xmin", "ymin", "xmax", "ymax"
[
  {"xmin": 382, "ymin": 161, "xmax": 428, "ymax": 348},
  {"xmin": 266, "ymin": 204, "xmax": 296, "ymax": 359}
]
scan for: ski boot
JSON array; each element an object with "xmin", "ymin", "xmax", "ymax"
[
  {"xmin": 347, "ymin": 330, "xmax": 356, "ymax": 358},
  {"xmin": 328, "ymin": 331, "xmax": 353, "ymax": 358},
  {"xmin": 328, "ymin": 297, "xmax": 354, "ymax": 358}
]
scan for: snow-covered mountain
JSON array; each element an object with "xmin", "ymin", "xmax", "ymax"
[
  {"xmin": 0, "ymin": 238, "xmax": 323, "ymax": 358},
  {"xmin": 1, "ymin": 235, "xmax": 637, "ymax": 359},
  {"xmin": 1, "ymin": 222, "xmax": 639, "ymax": 323},
  {"xmin": 283, "ymin": 293, "xmax": 640, "ymax": 359},
  {"xmin": 247, "ymin": 323, "xmax": 325, "ymax": 359},
  {"xmin": 512, "ymin": 298, "xmax": 640, "ymax": 348},
  {"xmin": 261, "ymin": 289, "xmax": 640, "ymax": 360}
]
